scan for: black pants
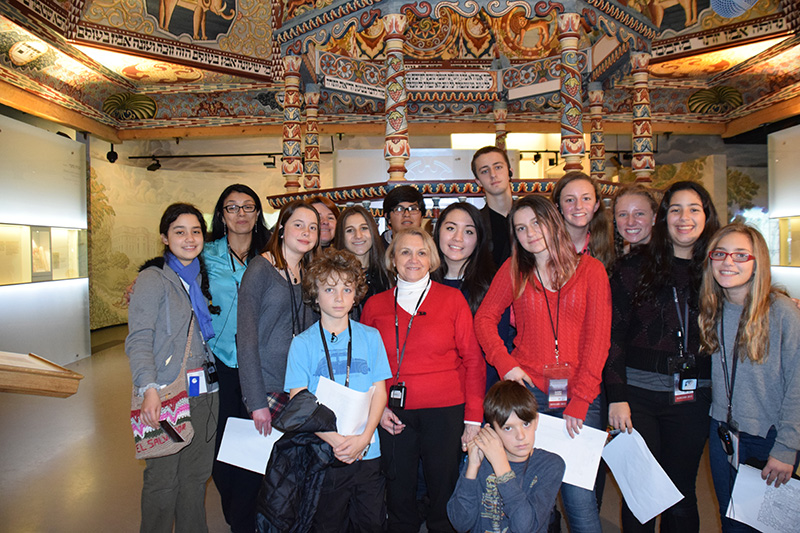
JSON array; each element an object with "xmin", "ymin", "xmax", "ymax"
[
  {"xmin": 379, "ymin": 404, "xmax": 464, "ymax": 533},
  {"xmin": 621, "ymin": 385, "xmax": 711, "ymax": 533},
  {"xmin": 313, "ymin": 457, "xmax": 386, "ymax": 533},
  {"xmin": 211, "ymin": 359, "xmax": 263, "ymax": 533}
]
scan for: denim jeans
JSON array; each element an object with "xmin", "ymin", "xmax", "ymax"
[
  {"xmin": 709, "ymin": 420, "xmax": 780, "ymax": 533},
  {"xmin": 528, "ymin": 385, "xmax": 603, "ymax": 533}
]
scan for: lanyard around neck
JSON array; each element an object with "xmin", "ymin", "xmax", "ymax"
[
  {"xmin": 284, "ymin": 266, "xmax": 305, "ymax": 337},
  {"xmin": 672, "ymin": 287, "xmax": 689, "ymax": 356},
  {"xmin": 319, "ymin": 320, "xmax": 352, "ymax": 388},
  {"xmin": 719, "ymin": 310, "xmax": 740, "ymax": 429},
  {"xmin": 393, "ymin": 280, "xmax": 430, "ymax": 382},
  {"xmin": 535, "ymin": 265, "xmax": 561, "ymax": 363}
]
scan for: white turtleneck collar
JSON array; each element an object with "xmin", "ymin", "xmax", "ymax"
[{"xmin": 395, "ymin": 274, "xmax": 431, "ymax": 315}]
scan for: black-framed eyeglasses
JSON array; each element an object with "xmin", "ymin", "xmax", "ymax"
[
  {"xmin": 224, "ymin": 204, "xmax": 257, "ymax": 214},
  {"xmin": 708, "ymin": 250, "xmax": 755, "ymax": 263},
  {"xmin": 391, "ymin": 205, "xmax": 421, "ymax": 215}
]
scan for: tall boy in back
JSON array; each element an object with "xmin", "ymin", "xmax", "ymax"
[
  {"xmin": 284, "ymin": 247, "xmax": 391, "ymax": 532},
  {"xmin": 447, "ymin": 381, "xmax": 565, "ymax": 533}
]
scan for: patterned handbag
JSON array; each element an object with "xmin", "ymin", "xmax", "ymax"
[{"xmin": 130, "ymin": 320, "xmax": 196, "ymax": 459}]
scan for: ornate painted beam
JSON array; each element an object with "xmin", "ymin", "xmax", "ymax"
[
  {"xmin": 383, "ymin": 13, "xmax": 410, "ymax": 181},
  {"xmin": 304, "ymin": 84, "xmax": 321, "ymax": 190},
  {"xmin": 588, "ymin": 81, "xmax": 606, "ymax": 180},
  {"xmin": 630, "ymin": 52, "xmax": 654, "ymax": 183},
  {"xmin": 282, "ymin": 55, "xmax": 304, "ymax": 192},
  {"xmin": 558, "ymin": 13, "xmax": 585, "ymax": 172}
]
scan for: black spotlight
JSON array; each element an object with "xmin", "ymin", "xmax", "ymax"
[
  {"xmin": 533, "ymin": 153, "xmax": 542, "ymax": 163},
  {"xmin": 147, "ymin": 158, "xmax": 161, "ymax": 171},
  {"xmin": 106, "ymin": 143, "xmax": 118, "ymax": 163}
]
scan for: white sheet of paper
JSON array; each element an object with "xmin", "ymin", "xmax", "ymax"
[
  {"xmin": 216, "ymin": 417, "xmax": 283, "ymax": 474},
  {"xmin": 533, "ymin": 413, "xmax": 606, "ymax": 490},
  {"xmin": 315, "ymin": 377, "xmax": 375, "ymax": 437},
  {"xmin": 602, "ymin": 429, "xmax": 684, "ymax": 524},
  {"xmin": 726, "ymin": 464, "xmax": 800, "ymax": 533}
]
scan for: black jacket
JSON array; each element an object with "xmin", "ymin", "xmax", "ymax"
[{"xmin": 256, "ymin": 390, "xmax": 337, "ymax": 533}]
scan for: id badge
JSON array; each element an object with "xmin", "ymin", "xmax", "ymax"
[
  {"xmin": 671, "ymin": 372, "xmax": 695, "ymax": 404},
  {"xmin": 728, "ymin": 431, "xmax": 740, "ymax": 469},
  {"xmin": 187, "ymin": 368, "xmax": 206, "ymax": 397},
  {"xmin": 544, "ymin": 362, "xmax": 569, "ymax": 409}
]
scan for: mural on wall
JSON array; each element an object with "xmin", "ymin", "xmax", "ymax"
[
  {"xmin": 618, "ymin": 156, "xmax": 709, "ymax": 187},
  {"xmin": 81, "ymin": 0, "xmax": 273, "ymax": 70},
  {"xmin": 146, "ymin": 0, "xmax": 235, "ymax": 41},
  {"xmin": 86, "ymin": 136, "xmax": 325, "ymax": 329},
  {"xmin": 727, "ymin": 166, "xmax": 767, "ymax": 223}
]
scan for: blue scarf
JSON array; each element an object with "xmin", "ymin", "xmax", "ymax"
[{"xmin": 165, "ymin": 252, "xmax": 215, "ymax": 342}]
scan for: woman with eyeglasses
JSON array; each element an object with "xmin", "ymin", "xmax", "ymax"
[
  {"xmin": 698, "ymin": 224, "xmax": 800, "ymax": 532},
  {"xmin": 203, "ymin": 184, "xmax": 271, "ymax": 533},
  {"xmin": 381, "ymin": 185, "xmax": 426, "ymax": 249},
  {"xmin": 604, "ymin": 181, "xmax": 720, "ymax": 532}
]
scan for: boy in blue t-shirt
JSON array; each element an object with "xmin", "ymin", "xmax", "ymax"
[
  {"xmin": 447, "ymin": 381, "xmax": 566, "ymax": 533},
  {"xmin": 284, "ymin": 247, "xmax": 391, "ymax": 531}
]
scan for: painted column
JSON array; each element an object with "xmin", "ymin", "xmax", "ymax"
[
  {"xmin": 282, "ymin": 55, "xmax": 303, "ymax": 192},
  {"xmin": 588, "ymin": 82, "xmax": 606, "ymax": 180},
  {"xmin": 383, "ymin": 13, "xmax": 410, "ymax": 181},
  {"xmin": 493, "ymin": 100, "xmax": 507, "ymax": 150},
  {"xmin": 558, "ymin": 13, "xmax": 585, "ymax": 172},
  {"xmin": 631, "ymin": 52, "xmax": 654, "ymax": 183},
  {"xmin": 303, "ymin": 84, "xmax": 321, "ymax": 190}
]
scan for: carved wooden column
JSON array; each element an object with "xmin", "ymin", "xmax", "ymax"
[
  {"xmin": 588, "ymin": 82, "xmax": 606, "ymax": 180},
  {"xmin": 631, "ymin": 52, "xmax": 654, "ymax": 183},
  {"xmin": 558, "ymin": 13, "xmax": 585, "ymax": 172},
  {"xmin": 303, "ymin": 84, "xmax": 320, "ymax": 190},
  {"xmin": 493, "ymin": 100, "xmax": 507, "ymax": 150},
  {"xmin": 282, "ymin": 55, "xmax": 303, "ymax": 192},
  {"xmin": 383, "ymin": 14, "xmax": 410, "ymax": 181}
]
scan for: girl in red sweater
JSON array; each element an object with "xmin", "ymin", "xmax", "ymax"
[{"xmin": 474, "ymin": 195, "xmax": 611, "ymax": 533}]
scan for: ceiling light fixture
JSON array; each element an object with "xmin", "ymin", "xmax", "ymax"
[{"xmin": 147, "ymin": 158, "xmax": 161, "ymax": 171}]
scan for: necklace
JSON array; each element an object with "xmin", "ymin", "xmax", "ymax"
[{"xmin": 285, "ymin": 264, "xmax": 299, "ymax": 284}]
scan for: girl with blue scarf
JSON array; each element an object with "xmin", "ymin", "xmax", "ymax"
[{"xmin": 126, "ymin": 203, "xmax": 220, "ymax": 533}]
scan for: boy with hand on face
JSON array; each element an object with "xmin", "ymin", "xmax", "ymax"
[
  {"xmin": 284, "ymin": 247, "xmax": 391, "ymax": 532},
  {"xmin": 447, "ymin": 381, "xmax": 565, "ymax": 533}
]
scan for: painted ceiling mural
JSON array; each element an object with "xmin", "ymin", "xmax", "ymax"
[{"xmin": 0, "ymin": 0, "xmax": 797, "ymax": 134}]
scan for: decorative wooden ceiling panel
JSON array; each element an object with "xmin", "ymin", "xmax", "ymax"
[{"xmin": 0, "ymin": 0, "xmax": 796, "ymax": 139}]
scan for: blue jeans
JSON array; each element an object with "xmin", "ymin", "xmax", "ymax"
[
  {"xmin": 709, "ymin": 420, "xmax": 778, "ymax": 533},
  {"xmin": 528, "ymin": 385, "xmax": 603, "ymax": 533}
]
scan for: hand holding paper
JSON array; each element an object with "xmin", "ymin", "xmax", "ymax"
[{"xmin": 602, "ymin": 429, "xmax": 683, "ymax": 524}]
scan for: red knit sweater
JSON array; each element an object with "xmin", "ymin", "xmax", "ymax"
[
  {"xmin": 474, "ymin": 255, "xmax": 611, "ymax": 420},
  {"xmin": 361, "ymin": 282, "xmax": 486, "ymax": 423}
]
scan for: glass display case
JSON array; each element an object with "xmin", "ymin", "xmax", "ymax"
[
  {"xmin": 0, "ymin": 224, "xmax": 87, "ymax": 285},
  {"xmin": 776, "ymin": 217, "xmax": 800, "ymax": 267}
]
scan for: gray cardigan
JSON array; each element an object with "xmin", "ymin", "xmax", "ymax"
[
  {"xmin": 237, "ymin": 255, "xmax": 314, "ymax": 413},
  {"xmin": 125, "ymin": 263, "xmax": 208, "ymax": 392},
  {"xmin": 710, "ymin": 294, "xmax": 800, "ymax": 464}
]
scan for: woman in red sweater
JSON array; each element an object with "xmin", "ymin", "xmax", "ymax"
[
  {"xmin": 474, "ymin": 195, "xmax": 611, "ymax": 533},
  {"xmin": 361, "ymin": 227, "xmax": 485, "ymax": 533}
]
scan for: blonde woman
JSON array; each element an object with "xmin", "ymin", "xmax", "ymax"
[{"xmin": 699, "ymin": 223, "xmax": 800, "ymax": 532}]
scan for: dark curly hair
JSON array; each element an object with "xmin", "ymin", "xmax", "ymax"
[{"xmin": 634, "ymin": 180, "xmax": 720, "ymax": 306}]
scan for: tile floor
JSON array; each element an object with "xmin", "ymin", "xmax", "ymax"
[{"xmin": 0, "ymin": 325, "xmax": 722, "ymax": 532}]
